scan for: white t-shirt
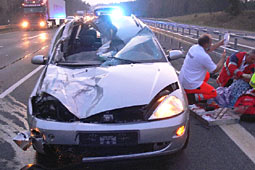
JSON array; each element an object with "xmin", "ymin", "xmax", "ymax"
[{"xmin": 179, "ymin": 44, "xmax": 217, "ymax": 89}]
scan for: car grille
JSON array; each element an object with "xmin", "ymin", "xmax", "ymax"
[
  {"xmin": 81, "ymin": 105, "xmax": 146, "ymax": 123},
  {"xmin": 51, "ymin": 142, "xmax": 171, "ymax": 157}
]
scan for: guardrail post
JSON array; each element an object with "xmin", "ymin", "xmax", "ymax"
[
  {"xmin": 219, "ymin": 34, "xmax": 222, "ymax": 41},
  {"xmin": 182, "ymin": 27, "xmax": 184, "ymax": 35},
  {"xmin": 177, "ymin": 27, "xmax": 179, "ymax": 33},
  {"xmin": 234, "ymin": 38, "xmax": 238, "ymax": 49},
  {"xmin": 196, "ymin": 30, "xmax": 199, "ymax": 38},
  {"xmin": 188, "ymin": 28, "xmax": 191, "ymax": 35},
  {"xmin": 172, "ymin": 25, "xmax": 174, "ymax": 31},
  {"xmin": 179, "ymin": 42, "xmax": 182, "ymax": 49}
]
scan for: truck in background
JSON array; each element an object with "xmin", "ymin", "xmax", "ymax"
[{"xmin": 21, "ymin": 0, "xmax": 66, "ymax": 30}]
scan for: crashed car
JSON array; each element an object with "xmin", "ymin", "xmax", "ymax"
[{"xmin": 14, "ymin": 14, "xmax": 190, "ymax": 162}]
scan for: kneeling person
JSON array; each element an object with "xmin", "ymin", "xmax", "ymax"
[{"xmin": 179, "ymin": 34, "xmax": 226, "ymax": 104}]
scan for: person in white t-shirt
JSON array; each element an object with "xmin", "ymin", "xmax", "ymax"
[{"xmin": 179, "ymin": 34, "xmax": 226, "ymax": 104}]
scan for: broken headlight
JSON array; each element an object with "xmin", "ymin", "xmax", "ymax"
[{"xmin": 32, "ymin": 93, "xmax": 78, "ymax": 122}]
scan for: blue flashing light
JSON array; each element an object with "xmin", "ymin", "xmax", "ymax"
[
  {"xmin": 95, "ymin": 6, "xmax": 124, "ymax": 18},
  {"xmin": 110, "ymin": 7, "xmax": 124, "ymax": 20},
  {"xmin": 53, "ymin": 13, "xmax": 66, "ymax": 19}
]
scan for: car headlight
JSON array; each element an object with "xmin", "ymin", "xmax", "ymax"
[
  {"xmin": 32, "ymin": 93, "xmax": 78, "ymax": 122},
  {"xmin": 39, "ymin": 21, "xmax": 46, "ymax": 27},
  {"xmin": 21, "ymin": 21, "xmax": 29, "ymax": 28},
  {"xmin": 149, "ymin": 95, "xmax": 184, "ymax": 120}
]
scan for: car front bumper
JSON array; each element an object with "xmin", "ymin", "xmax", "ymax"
[{"xmin": 27, "ymin": 107, "xmax": 189, "ymax": 161}]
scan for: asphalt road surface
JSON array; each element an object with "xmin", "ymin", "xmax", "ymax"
[{"xmin": 0, "ymin": 27, "xmax": 255, "ymax": 170}]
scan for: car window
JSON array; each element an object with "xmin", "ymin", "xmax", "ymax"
[{"xmin": 48, "ymin": 24, "xmax": 65, "ymax": 58}]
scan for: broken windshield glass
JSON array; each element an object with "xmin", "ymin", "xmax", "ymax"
[{"xmin": 53, "ymin": 16, "xmax": 166, "ymax": 67}]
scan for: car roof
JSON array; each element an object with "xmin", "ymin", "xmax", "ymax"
[{"xmin": 93, "ymin": 5, "xmax": 121, "ymax": 16}]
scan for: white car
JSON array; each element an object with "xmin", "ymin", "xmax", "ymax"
[{"xmin": 14, "ymin": 14, "xmax": 190, "ymax": 163}]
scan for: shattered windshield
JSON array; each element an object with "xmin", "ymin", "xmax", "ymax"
[{"xmin": 53, "ymin": 16, "xmax": 166, "ymax": 67}]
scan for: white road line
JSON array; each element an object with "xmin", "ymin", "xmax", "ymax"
[
  {"xmin": 22, "ymin": 33, "xmax": 46, "ymax": 41},
  {"xmin": 0, "ymin": 65, "xmax": 43, "ymax": 99},
  {"xmin": 22, "ymin": 35, "xmax": 40, "ymax": 41},
  {"xmin": 220, "ymin": 124, "xmax": 255, "ymax": 164}
]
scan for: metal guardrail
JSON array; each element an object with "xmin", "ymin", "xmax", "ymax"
[
  {"xmin": 142, "ymin": 19, "xmax": 255, "ymax": 52},
  {"xmin": 0, "ymin": 25, "xmax": 10, "ymax": 30},
  {"xmin": 0, "ymin": 24, "xmax": 18, "ymax": 31}
]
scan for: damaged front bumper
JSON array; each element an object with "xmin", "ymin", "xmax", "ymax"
[
  {"xmin": 13, "ymin": 131, "xmax": 32, "ymax": 151},
  {"xmin": 19, "ymin": 108, "xmax": 189, "ymax": 160}
]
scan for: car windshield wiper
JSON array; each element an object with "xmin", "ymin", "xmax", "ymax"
[
  {"xmin": 56, "ymin": 62, "xmax": 101, "ymax": 67},
  {"xmin": 108, "ymin": 57, "xmax": 140, "ymax": 64}
]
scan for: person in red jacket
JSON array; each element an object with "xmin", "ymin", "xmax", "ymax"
[{"xmin": 217, "ymin": 50, "xmax": 255, "ymax": 87}]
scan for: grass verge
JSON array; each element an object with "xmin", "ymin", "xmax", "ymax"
[{"xmin": 168, "ymin": 10, "xmax": 255, "ymax": 33}]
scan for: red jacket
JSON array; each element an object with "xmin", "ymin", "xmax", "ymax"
[{"xmin": 217, "ymin": 52, "xmax": 255, "ymax": 87}]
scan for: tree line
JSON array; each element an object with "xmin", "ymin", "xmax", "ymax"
[
  {"xmin": 119, "ymin": 0, "xmax": 255, "ymax": 17},
  {"xmin": 0, "ymin": 0, "xmax": 254, "ymax": 25}
]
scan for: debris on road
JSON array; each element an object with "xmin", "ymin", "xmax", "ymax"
[{"xmin": 189, "ymin": 105, "xmax": 240, "ymax": 126}]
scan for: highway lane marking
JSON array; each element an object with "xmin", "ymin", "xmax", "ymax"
[
  {"xmin": 22, "ymin": 33, "xmax": 47, "ymax": 41},
  {"xmin": 220, "ymin": 124, "xmax": 255, "ymax": 164},
  {"xmin": 22, "ymin": 35, "xmax": 40, "ymax": 40},
  {"xmin": 0, "ymin": 65, "xmax": 43, "ymax": 99},
  {"xmin": 0, "ymin": 45, "xmax": 48, "ymax": 70}
]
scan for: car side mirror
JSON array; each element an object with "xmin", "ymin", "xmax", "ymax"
[
  {"xmin": 31, "ymin": 55, "xmax": 47, "ymax": 65},
  {"xmin": 167, "ymin": 50, "xmax": 184, "ymax": 61}
]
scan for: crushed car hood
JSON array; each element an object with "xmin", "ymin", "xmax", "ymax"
[{"xmin": 40, "ymin": 63, "xmax": 179, "ymax": 119}]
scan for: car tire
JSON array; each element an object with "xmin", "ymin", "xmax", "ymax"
[
  {"xmin": 34, "ymin": 144, "xmax": 58, "ymax": 167},
  {"xmin": 36, "ymin": 150, "xmax": 58, "ymax": 168}
]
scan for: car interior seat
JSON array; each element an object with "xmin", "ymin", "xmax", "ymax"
[
  {"xmin": 79, "ymin": 28, "xmax": 96, "ymax": 51},
  {"xmin": 78, "ymin": 23, "xmax": 103, "ymax": 51}
]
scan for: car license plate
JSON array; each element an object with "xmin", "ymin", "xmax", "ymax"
[{"xmin": 79, "ymin": 131, "xmax": 138, "ymax": 146}]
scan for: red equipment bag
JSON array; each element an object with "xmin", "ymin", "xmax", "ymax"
[{"xmin": 234, "ymin": 89, "xmax": 255, "ymax": 121}]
